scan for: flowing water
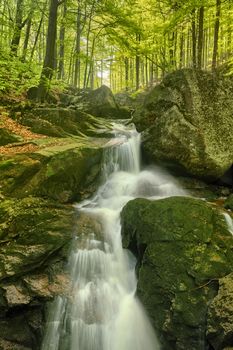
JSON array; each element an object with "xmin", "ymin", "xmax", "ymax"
[
  {"xmin": 41, "ymin": 123, "xmax": 185, "ymax": 350},
  {"xmin": 223, "ymin": 212, "xmax": 233, "ymax": 236}
]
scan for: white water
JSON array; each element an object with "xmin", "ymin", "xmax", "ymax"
[
  {"xmin": 41, "ymin": 123, "xmax": 185, "ymax": 350},
  {"xmin": 223, "ymin": 212, "xmax": 233, "ymax": 235}
]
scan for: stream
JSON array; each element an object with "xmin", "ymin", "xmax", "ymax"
[{"xmin": 41, "ymin": 123, "xmax": 186, "ymax": 350}]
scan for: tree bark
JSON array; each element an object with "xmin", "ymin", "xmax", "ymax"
[
  {"xmin": 197, "ymin": 6, "xmax": 204, "ymax": 69},
  {"xmin": 191, "ymin": 9, "xmax": 197, "ymax": 68},
  {"xmin": 179, "ymin": 29, "xmax": 184, "ymax": 68},
  {"xmin": 10, "ymin": 0, "xmax": 24, "ymax": 55},
  {"xmin": 212, "ymin": 0, "xmax": 221, "ymax": 70},
  {"xmin": 83, "ymin": 1, "xmax": 95, "ymax": 88},
  {"xmin": 135, "ymin": 33, "xmax": 140, "ymax": 90},
  {"xmin": 37, "ymin": 0, "xmax": 59, "ymax": 101},
  {"xmin": 58, "ymin": 0, "xmax": 66, "ymax": 79},
  {"xmin": 73, "ymin": 3, "xmax": 82, "ymax": 87},
  {"xmin": 125, "ymin": 57, "xmax": 129, "ymax": 91},
  {"xmin": 22, "ymin": 17, "xmax": 32, "ymax": 61},
  {"xmin": 30, "ymin": 1, "xmax": 47, "ymax": 62}
]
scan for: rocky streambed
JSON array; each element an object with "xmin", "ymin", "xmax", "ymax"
[{"xmin": 0, "ymin": 72, "xmax": 232, "ymax": 350}]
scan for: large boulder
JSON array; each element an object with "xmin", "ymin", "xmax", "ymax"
[
  {"xmin": 0, "ymin": 196, "xmax": 74, "ymax": 349},
  {"xmin": 0, "ymin": 137, "xmax": 103, "ymax": 203},
  {"xmin": 134, "ymin": 69, "xmax": 233, "ymax": 180},
  {"xmin": 121, "ymin": 196, "xmax": 233, "ymax": 350},
  {"xmin": 82, "ymin": 85, "xmax": 130, "ymax": 119},
  {"xmin": 18, "ymin": 107, "xmax": 113, "ymax": 138}
]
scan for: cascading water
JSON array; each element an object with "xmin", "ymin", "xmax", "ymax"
[{"xmin": 41, "ymin": 123, "xmax": 185, "ymax": 350}]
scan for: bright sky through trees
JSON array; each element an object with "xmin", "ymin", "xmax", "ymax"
[{"xmin": 0, "ymin": 0, "xmax": 232, "ymax": 97}]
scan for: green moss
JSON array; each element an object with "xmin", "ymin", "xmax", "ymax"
[
  {"xmin": 121, "ymin": 196, "xmax": 233, "ymax": 349},
  {"xmin": 0, "ymin": 197, "xmax": 74, "ymax": 280},
  {"xmin": 136, "ymin": 69, "xmax": 233, "ymax": 180}
]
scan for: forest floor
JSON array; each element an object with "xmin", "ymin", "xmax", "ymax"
[{"xmin": 0, "ymin": 107, "xmax": 48, "ymax": 154}]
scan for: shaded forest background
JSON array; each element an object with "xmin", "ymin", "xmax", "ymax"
[{"xmin": 0, "ymin": 0, "xmax": 232, "ymax": 98}]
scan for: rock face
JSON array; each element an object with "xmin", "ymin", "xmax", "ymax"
[
  {"xmin": 0, "ymin": 139, "xmax": 103, "ymax": 203},
  {"xmin": 207, "ymin": 273, "xmax": 233, "ymax": 350},
  {"xmin": 81, "ymin": 85, "xmax": 130, "ymax": 119},
  {"xmin": 20, "ymin": 107, "xmax": 113, "ymax": 138},
  {"xmin": 121, "ymin": 196, "xmax": 233, "ymax": 350},
  {"xmin": 0, "ymin": 197, "xmax": 74, "ymax": 349},
  {"xmin": 134, "ymin": 69, "xmax": 233, "ymax": 180},
  {"xmin": 0, "ymin": 104, "xmax": 116, "ymax": 349}
]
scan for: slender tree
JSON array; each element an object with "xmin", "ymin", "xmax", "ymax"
[
  {"xmin": 197, "ymin": 6, "xmax": 204, "ymax": 69},
  {"xmin": 10, "ymin": 0, "xmax": 24, "ymax": 55},
  {"xmin": 37, "ymin": 0, "xmax": 60, "ymax": 101},
  {"xmin": 212, "ymin": 0, "xmax": 221, "ymax": 70}
]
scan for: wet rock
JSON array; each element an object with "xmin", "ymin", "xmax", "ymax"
[
  {"xmin": 0, "ymin": 196, "xmax": 74, "ymax": 349},
  {"xmin": 135, "ymin": 69, "xmax": 233, "ymax": 180},
  {"xmin": 121, "ymin": 196, "xmax": 233, "ymax": 350}
]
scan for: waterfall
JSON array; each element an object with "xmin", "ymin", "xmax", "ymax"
[
  {"xmin": 41, "ymin": 123, "xmax": 185, "ymax": 350},
  {"xmin": 223, "ymin": 212, "xmax": 233, "ymax": 235}
]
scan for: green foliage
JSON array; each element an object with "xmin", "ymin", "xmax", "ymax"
[
  {"xmin": 0, "ymin": 0, "xmax": 232, "ymax": 95},
  {"xmin": 0, "ymin": 51, "xmax": 40, "ymax": 96}
]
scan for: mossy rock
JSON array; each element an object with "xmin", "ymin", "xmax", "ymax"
[
  {"xmin": 207, "ymin": 273, "xmax": 233, "ymax": 350},
  {"xmin": 224, "ymin": 194, "xmax": 233, "ymax": 210},
  {"xmin": 121, "ymin": 196, "xmax": 233, "ymax": 350},
  {"xmin": 0, "ymin": 196, "xmax": 74, "ymax": 280},
  {"xmin": 135, "ymin": 69, "xmax": 233, "ymax": 180},
  {"xmin": 0, "ymin": 138, "xmax": 104, "ymax": 202},
  {"xmin": 0, "ymin": 196, "xmax": 75, "ymax": 349},
  {"xmin": 82, "ymin": 85, "xmax": 131, "ymax": 119},
  {"xmin": 19, "ymin": 107, "xmax": 113, "ymax": 138},
  {"xmin": 0, "ymin": 128, "xmax": 22, "ymax": 145}
]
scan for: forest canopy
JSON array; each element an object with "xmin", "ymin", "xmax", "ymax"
[{"xmin": 0, "ymin": 0, "xmax": 232, "ymax": 96}]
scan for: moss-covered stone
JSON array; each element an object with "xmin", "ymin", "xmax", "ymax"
[
  {"xmin": 0, "ymin": 137, "xmax": 104, "ymax": 202},
  {"xmin": 134, "ymin": 69, "xmax": 233, "ymax": 180},
  {"xmin": 0, "ymin": 195, "xmax": 75, "ymax": 349},
  {"xmin": 0, "ymin": 128, "xmax": 23, "ymax": 145},
  {"xmin": 121, "ymin": 196, "xmax": 233, "ymax": 350},
  {"xmin": 0, "ymin": 197, "xmax": 74, "ymax": 279},
  {"xmin": 207, "ymin": 273, "xmax": 233, "ymax": 350},
  {"xmin": 224, "ymin": 194, "xmax": 233, "ymax": 210},
  {"xmin": 82, "ymin": 85, "xmax": 131, "ymax": 119},
  {"xmin": 19, "ymin": 107, "xmax": 113, "ymax": 138}
]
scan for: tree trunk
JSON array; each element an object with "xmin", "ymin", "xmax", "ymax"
[
  {"xmin": 22, "ymin": 0, "xmax": 35, "ymax": 61},
  {"xmin": 58, "ymin": 0, "xmax": 67, "ymax": 80},
  {"xmin": 10, "ymin": 0, "xmax": 24, "ymax": 55},
  {"xmin": 197, "ymin": 6, "xmax": 204, "ymax": 69},
  {"xmin": 169, "ymin": 31, "xmax": 175, "ymax": 69},
  {"xmin": 22, "ymin": 17, "xmax": 32, "ymax": 61},
  {"xmin": 145, "ymin": 56, "xmax": 148, "ymax": 87},
  {"xmin": 135, "ymin": 33, "xmax": 140, "ymax": 90},
  {"xmin": 86, "ymin": 35, "xmax": 96, "ymax": 88},
  {"xmin": 73, "ymin": 3, "xmax": 82, "ymax": 87},
  {"xmin": 83, "ymin": 1, "xmax": 95, "ymax": 88},
  {"xmin": 179, "ymin": 29, "xmax": 184, "ymax": 68},
  {"xmin": 30, "ymin": 2, "xmax": 46, "ymax": 62},
  {"xmin": 212, "ymin": 0, "xmax": 221, "ymax": 70},
  {"xmin": 37, "ymin": 0, "xmax": 59, "ymax": 101},
  {"xmin": 191, "ymin": 9, "xmax": 197, "ymax": 68},
  {"xmin": 125, "ymin": 57, "xmax": 129, "ymax": 91}
]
